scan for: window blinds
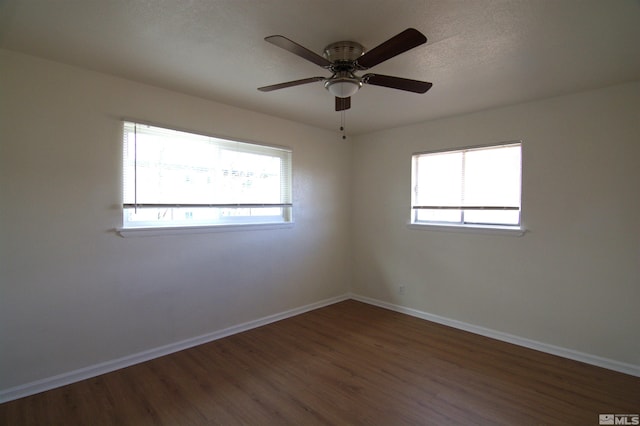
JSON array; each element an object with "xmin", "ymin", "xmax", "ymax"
[
  {"xmin": 412, "ymin": 142, "xmax": 521, "ymax": 226},
  {"xmin": 122, "ymin": 121, "xmax": 292, "ymax": 228}
]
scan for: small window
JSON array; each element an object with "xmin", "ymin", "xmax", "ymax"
[
  {"xmin": 411, "ymin": 142, "xmax": 522, "ymax": 228},
  {"xmin": 122, "ymin": 122, "xmax": 292, "ymax": 229}
]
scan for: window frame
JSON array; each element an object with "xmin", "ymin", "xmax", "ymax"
[
  {"xmin": 409, "ymin": 141, "xmax": 525, "ymax": 235},
  {"xmin": 119, "ymin": 121, "xmax": 293, "ymax": 235}
]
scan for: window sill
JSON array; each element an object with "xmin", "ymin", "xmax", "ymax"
[
  {"xmin": 117, "ymin": 222, "xmax": 294, "ymax": 238},
  {"xmin": 407, "ymin": 222, "xmax": 526, "ymax": 236}
]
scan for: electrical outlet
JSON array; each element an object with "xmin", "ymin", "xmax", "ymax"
[{"xmin": 398, "ymin": 285, "xmax": 405, "ymax": 295}]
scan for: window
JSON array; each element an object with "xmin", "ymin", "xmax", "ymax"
[
  {"xmin": 411, "ymin": 142, "xmax": 522, "ymax": 228},
  {"xmin": 122, "ymin": 121, "xmax": 292, "ymax": 229}
]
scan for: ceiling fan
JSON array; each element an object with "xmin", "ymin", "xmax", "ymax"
[{"xmin": 258, "ymin": 28, "xmax": 433, "ymax": 111}]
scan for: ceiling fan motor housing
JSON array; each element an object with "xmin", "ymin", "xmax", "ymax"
[
  {"xmin": 323, "ymin": 41, "xmax": 365, "ymax": 97},
  {"xmin": 323, "ymin": 41, "xmax": 365, "ymax": 64}
]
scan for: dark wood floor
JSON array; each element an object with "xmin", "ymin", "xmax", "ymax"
[{"xmin": 1, "ymin": 300, "xmax": 638, "ymax": 425}]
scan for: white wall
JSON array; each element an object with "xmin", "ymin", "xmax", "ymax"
[
  {"xmin": 0, "ymin": 49, "xmax": 352, "ymax": 391},
  {"xmin": 351, "ymin": 81, "xmax": 640, "ymax": 366}
]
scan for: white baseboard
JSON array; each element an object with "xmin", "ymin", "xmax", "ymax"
[
  {"xmin": 350, "ymin": 293, "xmax": 640, "ymax": 378},
  {"xmin": 0, "ymin": 294, "xmax": 350, "ymax": 403}
]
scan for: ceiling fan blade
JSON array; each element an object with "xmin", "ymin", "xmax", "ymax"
[
  {"xmin": 258, "ymin": 77, "xmax": 325, "ymax": 92},
  {"xmin": 265, "ymin": 35, "xmax": 332, "ymax": 68},
  {"xmin": 363, "ymin": 74, "xmax": 432, "ymax": 93},
  {"xmin": 356, "ymin": 28, "xmax": 427, "ymax": 69},
  {"xmin": 335, "ymin": 96, "xmax": 351, "ymax": 111}
]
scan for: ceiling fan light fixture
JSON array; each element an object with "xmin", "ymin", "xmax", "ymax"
[{"xmin": 325, "ymin": 77, "xmax": 362, "ymax": 98}]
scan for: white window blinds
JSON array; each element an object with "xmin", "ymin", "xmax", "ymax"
[
  {"xmin": 412, "ymin": 142, "xmax": 522, "ymax": 226},
  {"xmin": 122, "ymin": 121, "xmax": 292, "ymax": 228}
]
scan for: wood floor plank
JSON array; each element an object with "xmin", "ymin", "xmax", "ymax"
[{"xmin": 1, "ymin": 300, "xmax": 638, "ymax": 425}]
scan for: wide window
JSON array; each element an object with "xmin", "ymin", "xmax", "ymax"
[
  {"xmin": 411, "ymin": 142, "xmax": 522, "ymax": 228},
  {"xmin": 122, "ymin": 122, "xmax": 292, "ymax": 229}
]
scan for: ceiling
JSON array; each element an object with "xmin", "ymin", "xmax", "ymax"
[{"xmin": 1, "ymin": 0, "xmax": 639, "ymax": 135}]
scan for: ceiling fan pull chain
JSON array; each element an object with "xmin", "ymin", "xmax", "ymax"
[{"xmin": 341, "ymin": 110, "xmax": 347, "ymax": 140}]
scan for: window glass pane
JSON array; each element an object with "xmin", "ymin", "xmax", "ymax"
[
  {"xmin": 219, "ymin": 149, "xmax": 284, "ymax": 204},
  {"xmin": 464, "ymin": 209, "xmax": 520, "ymax": 225},
  {"xmin": 415, "ymin": 151, "xmax": 462, "ymax": 207},
  {"xmin": 417, "ymin": 209, "xmax": 462, "ymax": 223},
  {"xmin": 464, "ymin": 145, "xmax": 521, "ymax": 208},
  {"xmin": 125, "ymin": 127, "xmax": 217, "ymax": 204}
]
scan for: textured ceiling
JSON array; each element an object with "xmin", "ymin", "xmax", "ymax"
[{"xmin": 1, "ymin": 0, "xmax": 639, "ymax": 135}]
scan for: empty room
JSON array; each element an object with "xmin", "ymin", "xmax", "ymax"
[{"xmin": 1, "ymin": 0, "xmax": 639, "ymax": 424}]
